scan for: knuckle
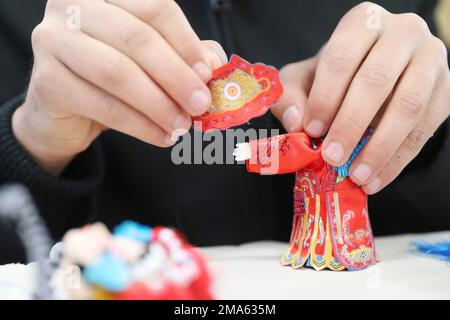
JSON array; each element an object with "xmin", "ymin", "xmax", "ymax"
[
  {"xmin": 427, "ymin": 36, "xmax": 448, "ymax": 61},
  {"xmin": 357, "ymin": 1, "xmax": 376, "ymax": 8},
  {"xmin": 31, "ymin": 76, "xmax": 48, "ymax": 98},
  {"xmin": 46, "ymin": 0, "xmax": 61, "ymax": 9},
  {"xmin": 46, "ymin": 0, "xmax": 75, "ymax": 15},
  {"xmin": 119, "ymin": 23, "xmax": 152, "ymax": 52},
  {"xmin": 31, "ymin": 23, "xmax": 53, "ymax": 48},
  {"xmin": 312, "ymin": 90, "xmax": 337, "ymax": 114},
  {"xmin": 396, "ymin": 85, "xmax": 427, "ymax": 117},
  {"xmin": 371, "ymin": 135, "xmax": 397, "ymax": 157},
  {"xmin": 357, "ymin": 62, "xmax": 392, "ymax": 90},
  {"xmin": 169, "ymin": 67, "xmax": 195, "ymax": 92},
  {"xmin": 95, "ymin": 93, "xmax": 122, "ymax": 124},
  {"xmin": 348, "ymin": 2, "xmax": 376, "ymax": 16},
  {"xmin": 31, "ymin": 68, "xmax": 56, "ymax": 97},
  {"xmin": 97, "ymin": 54, "xmax": 127, "ymax": 85},
  {"xmin": 323, "ymin": 44, "xmax": 353, "ymax": 73},
  {"xmin": 398, "ymin": 13, "xmax": 429, "ymax": 34},
  {"xmin": 141, "ymin": 0, "xmax": 166, "ymax": 21},
  {"xmin": 358, "ymin": 2, "xmax": 384, "ymax": 15},
  {"xmin": 345, "ymin": 2, "xmax": 387, "ymax": 22},
  {"xmin": 177, "ymin": 37, "xmax": 200, "ymax": 58},
  {"xmin": 404, "ymin": 128, "xmax": 430, "ymax": 154},
  {"xmin": 340, "ymin": 114, "xmax": 366, "ymax": 134}
]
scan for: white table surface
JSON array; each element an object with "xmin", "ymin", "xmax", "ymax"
[{"xmin": 1, "ymin": 231, "xmax": 449, "ymax": 300}]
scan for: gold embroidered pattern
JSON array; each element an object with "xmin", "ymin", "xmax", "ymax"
[{"xmin": 208, "ymin": 69, "xmax": 262, "ymax": 114}]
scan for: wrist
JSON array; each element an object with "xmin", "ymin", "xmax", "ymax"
[{"xmin": 12, "ymin": 104, "xmax": 81, "ymax": 175}]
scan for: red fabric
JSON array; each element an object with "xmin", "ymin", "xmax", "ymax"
[
  {"xmin": 193, "ymin": 55, "xmax": 283, "ymax": 131},
  {"xmin": 246, "ymin": 133, "xmax": 322, "ymax": 174}
]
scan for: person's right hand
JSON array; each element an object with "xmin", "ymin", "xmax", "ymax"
[{"xmin": 12, "ymin": 0, "xmax": 227, "ymax": 175}]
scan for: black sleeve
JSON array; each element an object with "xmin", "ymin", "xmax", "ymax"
[{"xmin": 0, "ymin": 95, "xmax": 104, "ymax": 263}]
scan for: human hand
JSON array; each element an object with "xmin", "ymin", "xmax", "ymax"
[
  {"xmin": 13, "ymin": 0, "xmax": 227, "ymax": 175},
  {"xmin": 272, "ymin": 2, "xmax": 450, "ymax": 194}
]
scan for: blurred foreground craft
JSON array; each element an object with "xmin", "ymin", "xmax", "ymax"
[
  {"xmin": 0, "ymin": 185, "xmax": 214, "ymax": 300},
  {"xmin": 0, "ymin": 185, "xmax": 54, "ymax": 298},
  {"xmin": 56, "ymin": 221, "xmax": 214, "ymax": 300},
  {"xmin": 235, "ymin": 132, "xmax": 377, "ymax": 271}
]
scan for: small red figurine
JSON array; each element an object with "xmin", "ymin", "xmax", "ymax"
[{"xmin": 234, "ymin": 132, "xmax": 377, "ymax": 271}]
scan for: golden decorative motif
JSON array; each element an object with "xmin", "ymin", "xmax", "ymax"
[{"xmin": 208, "ymin": 69, "xmax": 262, "ymax": 114}]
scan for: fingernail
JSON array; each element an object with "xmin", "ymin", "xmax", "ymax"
[
  {"xmin": 282, "ymin": 105, "xmax": 303, "ymax": 132},
  {"xmin": 173, "ymin": 114, "xmax": 192, "ymax": 131},
  {"xmin": 324, "ymin": 142, "xmax": 344, "ymax": 163},
  {"xmin": 169, "ymin": 121, "xmax": 190, "ymax": 144},
  {"xmin": 168, "ymin": 128, "xmax": 188, "ymax": 145},
  {"xmin": 205, "ymin": 49, "xmax": 228, "ymax": 70},
  {"xmin": 352, "ymin": 164, "xmax": 372, "ymax": 183},
  {"xmin": 366, "ymin": 177, "xmax": 381, "ymax": 194},
  {"xmin": 190, "ymin": 89, "xmax": 210, "ymax": 115},
  {"xmin": 192, "ymin": 61, "xmax": 212, "ymax": 82},
  {"xmin": 210, "ymin": 48, "xmax": 228, "ymax": 66},
  {"xmin": 164, "ymin": 134, "xmax": 177, "ymax": 146},
  {"xmin": 305, "ymin": 119, "xmax": 325, "ymax": 137}
]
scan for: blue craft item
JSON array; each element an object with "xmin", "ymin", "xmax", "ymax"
[
  {"xmin": 335, "ymin": 130, "xmax": 372, "ymax": 178},
  {"xmin": 412, "ymin": 240, "xmax": 450, "ymax": 262},
  {"xmin": 83, "ymin": 252, "xmax": 131, "ymax": 292},
  {"xmin": 113, "ymin": 220, "xmax": 152, "ymax": 243}
]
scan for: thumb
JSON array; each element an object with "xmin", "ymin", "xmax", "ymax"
[{"xmin": 272, "ymin": 56, "xmax": 318, "ymax": 132}]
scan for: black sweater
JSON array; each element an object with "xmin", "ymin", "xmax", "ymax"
[{"xmin": 1, "ymin": 0, "xmax": 449, "ymax": 264}]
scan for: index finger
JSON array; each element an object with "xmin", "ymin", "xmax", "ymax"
[
  {"xmin": 106, "ymin": 0, "xmax": 219, "ymax": 78},
  {"xmin": 303, "ymin": 3, "xmax": 386, "ymax": 137}
]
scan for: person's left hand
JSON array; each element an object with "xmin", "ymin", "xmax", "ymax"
[{"xmin": 272, "ymin": 2, "xmax": 450, "ymax": 194}]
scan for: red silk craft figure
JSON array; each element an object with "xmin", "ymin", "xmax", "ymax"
[
  {"xmin": 234, "ymin": 132, "xmax": 377, "ymax": 271},
  {"xmin": 193, "ymin": 54, "xmax": 283, "ymax": 131},
  {"xmin": 198, "ymin": 54, "xmax": 377, "ymax": 271}
]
